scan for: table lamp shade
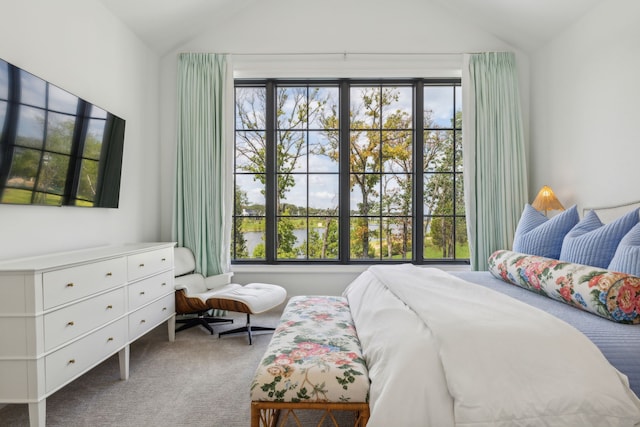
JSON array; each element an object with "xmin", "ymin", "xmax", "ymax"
[{"xmin": 532, "ymin": 185, "xmax": 565, "ymax": 214}]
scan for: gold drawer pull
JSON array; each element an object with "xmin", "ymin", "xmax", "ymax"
[
  {"xmin": 139, "ymin": 263, "xmax": 145, "ymax": 268},
  {"xmin": 66, "ymin": 283, "xmax": 74, "ymax": 288},
  {"xmin": 67, "ymin": 321, "xmax": 75, "ymax": 326},
  {"xmin": 140, "ymin": 319, "xmax": 146, "ymax": 324},
  {"xmin": 107, "ymin": 337, "xmax": 114, "ymax": 342},
  {"xmin": 106, "ymin": 305, "xmax": 113, "ymax": 309},
  {"xmin": 161, "ymin": 257, "xmax": 167, "ymax": 262},
  {"xmin": 140, "ymin": 291, "xmax": 145, "ymax": 295},
  {"xmin": 106, "ymin": 272, "xmax": 113, "ymax": 277},
  {"xmin": 161, "ymin": 282, "xmax": 167, "ymax": 286},
  {"xmin": 68, "ymin": 359, "xmax": 75, "ymax": 365},
  {"xmin": 162, "ymin": 307, "xmax": 167, "ymax": 311}
]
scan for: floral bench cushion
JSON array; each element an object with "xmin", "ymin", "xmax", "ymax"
[
  {"xmin": 250, "ymin": 296, "xmax": 370, "ymax": 403},
  {"xmin": 488, "ymin": 249, "xmax": 640, "ymax": 324}
]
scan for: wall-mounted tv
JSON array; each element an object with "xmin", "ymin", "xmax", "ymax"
[{"xmin": 0, "ymin": 57, "xmax": 125, "ymax": 208}]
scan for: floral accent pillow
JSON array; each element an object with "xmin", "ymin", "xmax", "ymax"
[
  {"xmin": 488, "ymin": 249, "xmax": 640, "ymax": 324},
  {"xmin": 250, "ymin": 296, "xmax": 370, "ymax": 403}
]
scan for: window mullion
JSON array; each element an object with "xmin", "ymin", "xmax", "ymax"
[
  {"xmin": 265, "ymin": 80, "xmax": 277, "ymax": 262},
  {"xmin": 338, "ymin": 79, "xmax": 351, "ymax": 264},
  {"xmin": 414, "ymin": 80, "xmax": 425, "ymax": 263}
]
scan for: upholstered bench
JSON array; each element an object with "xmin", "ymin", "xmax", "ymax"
[{"xmin": 250, "ymin": 296, "xmax": 370, "ymax": 427}]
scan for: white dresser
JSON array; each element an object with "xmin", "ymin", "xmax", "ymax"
[{"xmin": 0, "ymin": 242, "xmax": 176, "ymax": 427}]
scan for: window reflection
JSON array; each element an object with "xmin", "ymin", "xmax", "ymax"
[{"xmin": 0, "ymin": 58, "xmax": 125, "ymax": 207}]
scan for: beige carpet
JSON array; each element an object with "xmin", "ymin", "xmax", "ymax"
[{"xmin": 0, "ymin": 307, "xmax": 356, "ymax": 427}]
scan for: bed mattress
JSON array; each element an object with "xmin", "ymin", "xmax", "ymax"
[{"xmin": 453, "ymin": 271, "xmax": 640, "ymax": 397}]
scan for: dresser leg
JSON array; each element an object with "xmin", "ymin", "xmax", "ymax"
[
  {"xmin": 28, "ymin": 400, "xmax": 45, "ymax": 427},
  {"xmin": 168, "ymin": 314, "xmax": 176, "ymax": 342},
  {"xmin": 119, "ymin": 345, "xmax": 130, "ymax": 380}
]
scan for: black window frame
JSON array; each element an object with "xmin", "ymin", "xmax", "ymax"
[{"xmin": 232, "ymin": 78, "xmax": 467, "ymax": 265}]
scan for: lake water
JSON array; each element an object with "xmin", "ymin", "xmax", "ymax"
[{"xmin": 242, "ymin": 228, "xmax": 325, "ymax": 256}]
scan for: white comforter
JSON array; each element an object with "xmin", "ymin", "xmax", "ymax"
[{"xmin": 343, "ymin": 265, "xmax": 640, "ymax": 427}]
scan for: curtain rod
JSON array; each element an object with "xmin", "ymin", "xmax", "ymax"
[{"xmin": 226, "ymin": 51, "xmax": 466, "ymax": 57}]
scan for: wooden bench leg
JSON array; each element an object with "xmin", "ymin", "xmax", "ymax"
[{"xmin": 252, "ymin": 402, "xmax": 280, "ymax": 427}]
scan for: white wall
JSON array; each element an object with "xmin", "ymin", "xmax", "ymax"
[
  {"xmin": 157, "ymin": 0, "xmax": 530, "ymax": 295},
  {"xmin": 530, "ymin": 0, "xmax": 640, "ymax": 211},
  {"xmin": 0, "ymin": 0, "xmax": 162, "ymax": 260}
]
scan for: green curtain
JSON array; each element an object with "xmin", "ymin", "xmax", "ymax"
[
  {"xmin": 462, "ymin": 52, "xmax": 528, "ymax": 270},
  {"xmin": 173, "ymin": 53, "xmax": 233, "ymax": 276}
]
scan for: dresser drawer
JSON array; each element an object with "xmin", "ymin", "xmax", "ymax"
[
  {"xmin": 43, "ymin": 257, "xmax": 127, "ymax": 309},
  {"xmin": 127, "ymin": 247, "xmax": 173, "ymax": 282},
  {"xmin": 44, "ymin": 288, "xmax": 126, "ymax": 351},
  {"xmin": 128, "ymin": 270, "xmax": 174, "ymax": 311},
  {"xmin": 129, "ymin": 293, "xmax": 175, "ymax": 340},
  {"xmin": 45, "ymin": 318, "xmax": 127, "ymax": 394}
]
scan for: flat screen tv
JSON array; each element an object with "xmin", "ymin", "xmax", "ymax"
[{"xmin": 0, "ymin": 57, "xmax": 125, "ymax": 208}]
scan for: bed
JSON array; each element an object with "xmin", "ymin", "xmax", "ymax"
[{"xmin": 343, "ymin": 201, "xmax": 640, "ymax": 427}]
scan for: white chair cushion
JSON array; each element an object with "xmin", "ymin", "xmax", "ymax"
[
  {"xmin": 214, "ymin": 283, "xmax": 287, "ymax": 314},
  {"xmin": 174, "ymin": 247, "xmax": 196, "ymax": 276}
]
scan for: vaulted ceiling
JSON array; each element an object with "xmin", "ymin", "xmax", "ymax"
[{"xmin": 98, "ymin": 0, "xmax": 603, "ymax": 55}]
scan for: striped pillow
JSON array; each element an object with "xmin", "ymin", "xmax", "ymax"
[
  {"xmin": 609, "ymin": 223, "xmax": 640, "ymax": 276},
  {"xmin": 512, "ymin": 204, "xmax": 579, "ymax": 259},
  {"xmin": 560, "ymin": 208, "xmax": 639, "ymax": 268}
]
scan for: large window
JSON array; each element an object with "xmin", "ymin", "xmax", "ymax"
[{"xmin": 232, "ymin": 79, "xmax": 465, "ymax": 264}]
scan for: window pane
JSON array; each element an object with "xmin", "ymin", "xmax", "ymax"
[
  {"xmin": 277, "ymin": 87, "xmax": 307, "ymax": 130},
  {"xmin": 308, "ymin": 131, "xmax": 338, "ymax": 173},
  {"xmin": 455, "ymin": 173, "xmax": 465, "ymax": 215},
  {"xmin": 424, "ymin": 86, "xmax": 454, "ymax": 129},
  {"xmin": 425, "ymin": 173, "xmax": 454, "ymax": 215},
  {"xmin": 278, "ymin": 130, "xmax": 306, "ymax": 173},
  {"xmin": 236, "ymin": 217, "xmax": 265, "ymax": 259},
  {"xmin": 350, "ymin": 86, "xmax": 379, "ymax": 129},
  {"xmin": 307, "ymin": 216, "xmax": 339, "ymax": 260},
  {"xmin": 350, "ymin": 174, "xmax": 380, "ymax": 216},
  {"xmin": 455, "ymin": 131, "xmax": 463, "ymax": 173},
  {"xmin": 350, "ymin": 131, "xmax": 380, "ymax": 173},
  {"xmin": 235, "ymin": 173, "xmax": 265, "ymax": 209},
  {"xmin": 381, "ymin": 173, "xmax": 412, "ymax": 216},
  {"xmin": 279, "ymin": 174, "xmax": 306, "ymax": 216},
  {"xmin": 236, "ymin": 131, "xmax": 266, "ymax": 171},
  {"xmin": 455, "ymin": 86, "xmax": 462, "ymax": 116},
  {"xmin": 309, "ymin": 87, "xmax": 339, "ymax": 129},
  {"xmin": 382, "ymin": 86, "xmax": 412, "ymax": 129},
  {"xmin": 350, "ymin": 217, "xmax": 379, "ymax": 259},
  {"xmin": 382, "ymin": 131, "xmax": 412, "ymax": 172},
  {"xmin": 308, "ymin": 174, "xmax": 338, "ymax": 211},
  {"xmin": 277, "ymin": 217, "xmax": 304, "ymax": 259},
  {"xmin": 381, "ymin": 217, "xmax": 412, "ymax": 260},
  {"xmin": 236, "ymin": 87, "xmax": 265, "ymax": 130},
  {"xmin": 455, "ymin": 217, "xmax": 469, "ymax": 259}
]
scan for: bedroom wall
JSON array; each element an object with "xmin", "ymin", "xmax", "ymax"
[
  {"xmin": 529, "ymin": 0, "xmax": 640, "ymax": 212},
  {"xmin": 0, "ymin": 0, "xmax": 162, "ymax": 260},
  {"xmin": 157, "ymin": 0, "xmax": 530, "ymax": 295}
]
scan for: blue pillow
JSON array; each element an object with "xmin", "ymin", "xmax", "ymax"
[
  {"xmin": 560, "ymin": 208, "xmax": 640, "ymax": 268},
  {"xmin": 512, "ymin": 204, "xmax": 579, "ymax": 259},
  {"xmin": 608, "ymin": 223, "xmax": 640, "ymax": 276}
]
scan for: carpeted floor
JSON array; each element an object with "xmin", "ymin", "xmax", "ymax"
[{"xmin": 0, "ymin": 307, "xmax": 356, "ymax": 427}]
